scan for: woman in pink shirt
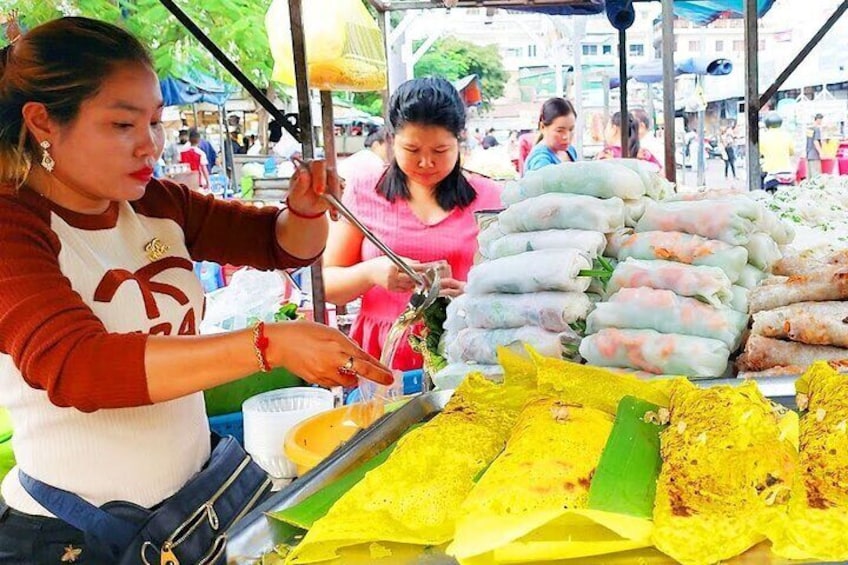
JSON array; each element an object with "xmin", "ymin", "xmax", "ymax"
[
  {"xmin": 596, "ymin": 111, "xmax": 662, "ymax": 169},
  {"xmin": 324, "ymin": 78, "xmax": 502, "ymax": 370}
]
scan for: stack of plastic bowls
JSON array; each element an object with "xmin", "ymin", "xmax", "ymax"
[{"xmin": 243, "ymin": 387, "xmax": 335, "ymax": 479}]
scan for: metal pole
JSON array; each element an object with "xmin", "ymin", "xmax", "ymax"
[
  {"xmin": 697, "ymin": 75, "xmax": 706, "ymax": 187},
  {"xmin": 573, "ymin": 18, "xmax": 585, "ymax": 159},
  {"xmin": 744, "ymin": 0, "xmax": 761, "ymax": 191},
  {"xmin": 218, "ymin": 104, "xmax": 230, "ymax": 198},
  {"xmin": 288, "ymin": 0, "xmax": 328, "ymax": 326},
  {"xmin": 618, "ymin": 29, "xmax": 629, "ymax": 157},
  {"xmin": 759, "ymin": 0, "xmax": 848, "ymax": 108},
  {"xmin": 157, "ymin": 0, "xmax": 300, "ymax": 142},
  {"xmin": 661, "ymin": 0, "xmax": 676, "ymax": 181}
]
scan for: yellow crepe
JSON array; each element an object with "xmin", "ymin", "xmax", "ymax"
[
  {"xmin": 771, "ymin": 362, "xmax": 848, "ymax": 561},
  {"xmin": 529, "ymin": 349, "xmax": 671, "ymax": 414},
  {"xmin": 448, "ymin": 398, "xmax": 653, "ymax": 563},
  {"xmin": 652, "ymin": 381, "xmax": 796, "ymax": 565},
  {"xmin": 286, "ymin": 373, "xmax": 532, "ymax": 564}
]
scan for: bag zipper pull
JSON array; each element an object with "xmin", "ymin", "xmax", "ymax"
[
  {"xmin": 160, "ymin": 542, "xmax": 180, "ymax": 565},
  {"xmin": 205, "ymin": 502, "xmax": 220, "ymax": 530}
]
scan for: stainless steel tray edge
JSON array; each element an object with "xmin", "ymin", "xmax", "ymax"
[{"xmin": 227, "ymin": 389, "xmax": 454, "ymax": 563}]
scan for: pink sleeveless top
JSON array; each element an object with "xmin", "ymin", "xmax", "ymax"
[{"xmin": 342, "ymin": 169, "xmax": 503, "ymax": 370}]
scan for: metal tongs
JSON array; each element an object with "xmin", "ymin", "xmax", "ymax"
[
  {"xmin": 322, "ymin": 191, "xmax": 441, "ymax": 319},
  {"xmin": 291, "ymin": 157, "xmax": 441, "ymax": 319}
]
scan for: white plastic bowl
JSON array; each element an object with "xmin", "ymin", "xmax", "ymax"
[{"xmin": 242, "ymin": 387, "xmax": 335, "ymax": 479}]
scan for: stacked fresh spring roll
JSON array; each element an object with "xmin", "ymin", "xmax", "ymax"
[
  {"xmin": 738, "ymin": 248, "xmax": 848, "ymax": 376},
  {"xmin": 587, "ymin": 191, "xmax": 792, "ymax": 378},
  {"xmin": 434, "ymin": 159, "xmax": 669, "ymax": 389}
]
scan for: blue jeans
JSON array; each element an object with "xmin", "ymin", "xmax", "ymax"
[{"xmin": 0, "ymin": 500, "xmax": 109, "ymax": 564}]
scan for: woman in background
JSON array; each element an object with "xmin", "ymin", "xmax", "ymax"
[
  {"xmin": 596, "ymin": 111, "xmax": 662, "ymax": 168},
  {"xmin": 323, "ymin": 78, "xmax": 502, "ymax": 370},
  {"xmin": 522, "ymin": 97, "xmax": 578, "ymax": 175}
]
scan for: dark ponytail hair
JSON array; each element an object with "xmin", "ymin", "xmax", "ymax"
[
  {"xmin": 378, "ymin": 77, "xmax": 476, "ymax": 211},
  {"xmin": 611, "ymin": 111, "xmax": 640, "ymax": 158},
  {"xmin": 0, "ymin": 17, "xmax": 153, "ymax": 191},
  {"xmin": 536, "ymin": 97, "xmax": 577, "ymax": 144}
]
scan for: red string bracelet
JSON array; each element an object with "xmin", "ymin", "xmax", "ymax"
[
  {"xmin": 252, "ymin": 321, "xmax": 271, "ymax": 373},
  {"xmin": 285, "ymin": 196, "xmax": 325, "ymax": 219}
]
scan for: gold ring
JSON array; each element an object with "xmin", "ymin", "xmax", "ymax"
[{"xmin": 338, "ymin": 356, "xmax": 356, "ymax": 378}]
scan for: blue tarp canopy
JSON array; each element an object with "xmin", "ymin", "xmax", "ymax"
[
  {"xmin": 498, "ymin": 0, "xmax": 775, "ymax": 24},
  {"xmin": 670, "ymin": 0, "xmax": 777, "ymax": 25},
  {"xmin": 160, "ymin": 68, "xmax": 234, "ymax": 107}
]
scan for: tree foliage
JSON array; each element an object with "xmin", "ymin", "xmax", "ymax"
[
  {"xmin": 414, "ymin": 36, "xmax": 508, "ymax": 106},
  {"xmin": 3, "ymin": 0, "xmax": 276, "ymax": 88}
]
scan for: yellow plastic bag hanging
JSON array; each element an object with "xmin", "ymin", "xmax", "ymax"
[{"xmin": 265, "ymin": 0, "xmax": 387, "ymax": 92}]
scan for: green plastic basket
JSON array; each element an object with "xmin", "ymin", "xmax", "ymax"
[{"xmin": 204, "ymin": 367, "xmax": 304, "ymax": 417}]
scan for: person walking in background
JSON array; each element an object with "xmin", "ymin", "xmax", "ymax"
[
  {"xmin": 523, "ymin": 97, "xmax": 578, "ymax": 175},
  {"xmin": 517, "ymin": 129, "xmax": 536, "ymax": 175},
  {"xmin": 806, "ymin": 113, "xmax": 824, "ymax": 178},
  {"xmin": 760, "ymin": 111, "xmax": 794, "ymax": 177},
  {"xmin": 722, "ymin": 126, "xmax": 737, "ymax": 179},
  {"xmin": 482, "ymin": 128, "xmax": 499, "ymax": 150},
  {"xmin": 337, "ymin": 127, "xmax": 388, "ymax": 183},
  {"xmin": 177, "ymin": 128, "xmax": 211, "ymax": 190},
  {"xmin": 596, "ymin": 111, "xmax": 661, "ymax": 168},
  {"xmin": 192, "ymin": 127, "xmax": 217, "ymax": 171}
]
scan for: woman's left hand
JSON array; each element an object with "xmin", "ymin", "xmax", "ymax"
[
  {"xmin": 438, "ymin": 277, "xmax": 466, "ymax": 298},
  {"xmin": 287, "ymin": 158, "xmax": 343, "ymax": 221}
]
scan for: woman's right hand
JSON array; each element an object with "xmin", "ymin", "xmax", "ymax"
[
  {"xmin": 268, "ymin": 320, "xmax": 393, "ymax": 388},
  {"xmin": 367, "ymin": 256, "xmax": 420, "ymax": 293}
]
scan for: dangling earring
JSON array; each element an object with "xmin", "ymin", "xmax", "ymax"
[{"xmin": 40, "ymin": 140, "xmax": 55, "ymax": 173}]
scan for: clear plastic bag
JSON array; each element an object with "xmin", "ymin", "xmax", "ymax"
[{"xmin": 266, "ymin": 0, "xmax": 387, "ymax": 92}]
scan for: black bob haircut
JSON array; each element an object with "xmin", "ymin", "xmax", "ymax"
[{"xmin": 377, "ymin": 77, "xmax": 476, "ymax": 211}]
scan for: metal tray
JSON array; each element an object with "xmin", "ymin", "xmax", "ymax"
[{"xmin": 227, "ymin": 377, "xmax": 801, "ymax": 564}]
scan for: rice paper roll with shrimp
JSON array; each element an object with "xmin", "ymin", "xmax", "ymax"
[
  {"xmin": 752, "ymin": 301, "xmax": 848, "ymax": 347},
  {"xmin": 745, "ymin": 232, "xmax": 783, "ymax": 271},
  {"xmin": 748, "ymin": 268, "xmax": 848, "ymax": 314},
  {"xmin": 448, "ymin": 291, "xmax": 592, "ymax": 332},
  {"xmin": 498, "ymin": 193, "xmax": 626, "ymax": 234},
  {"xmin": 737, "ymin": 264, "xmax": 768, "ymax": 290},
  {"xmin": 480, "ymin": 229, "xmax": 606, "ymax": 260},
  {"xmin": 635, "ymin": 199, "xmax": 760, "ymax": 246},
  {"xmin": 738, "ymin": 335, "xmax": 848, "ymax": 373},
  {"xmin": 446, "ymin": 326, "xmax": 578, "ymax": 365},
  {"xmin": 586, "ymin": 288, "xmax": 748, "ymax": 350},
  {"xmin": 501, "ymin": 160, "xmax": 646, "ymax": 204},
  {"xmin": 605, "ymin": 229, "xmax": 748, "ymax": 283},
  {"xmin": 607, "ymin": 258, "xmax": 733, "ymax": 307},
  {"xmin": 613, "ymin": 158, "xmax": 674, "ymax": 200},
  {"xmin": 465, "ymin": 249, "xmax": 592, "ymax": 295},
  {"xmin": 729, "ymin": 285, "xmax": 750, "ymax": 314},
  {"xmin": 623, "ymin": 198, "xmax": 650, "ymax": 228},
  {"xmin": 579, "ymin": 328, "xmax": 730, "ymax": 378}
]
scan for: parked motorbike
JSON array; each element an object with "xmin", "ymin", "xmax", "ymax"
[{"xmin": 762, "ymin": 171, "xmax": 795, "ymax": 193}]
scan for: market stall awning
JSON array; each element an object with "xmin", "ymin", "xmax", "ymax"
[
  {"xmin": 453, "ymin": 74, "xmax": 484, "ymax": 107},
  {"xmin": 160, "ymin": 68, "xmax": 234, "ymax": 107},
  {"xmin": 671, "ymin": 0, "xmax": 777, "ymax": 25},
  {"xmin": 372, "ymin": 0, "xmax": 775, "ymax": 23}
]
